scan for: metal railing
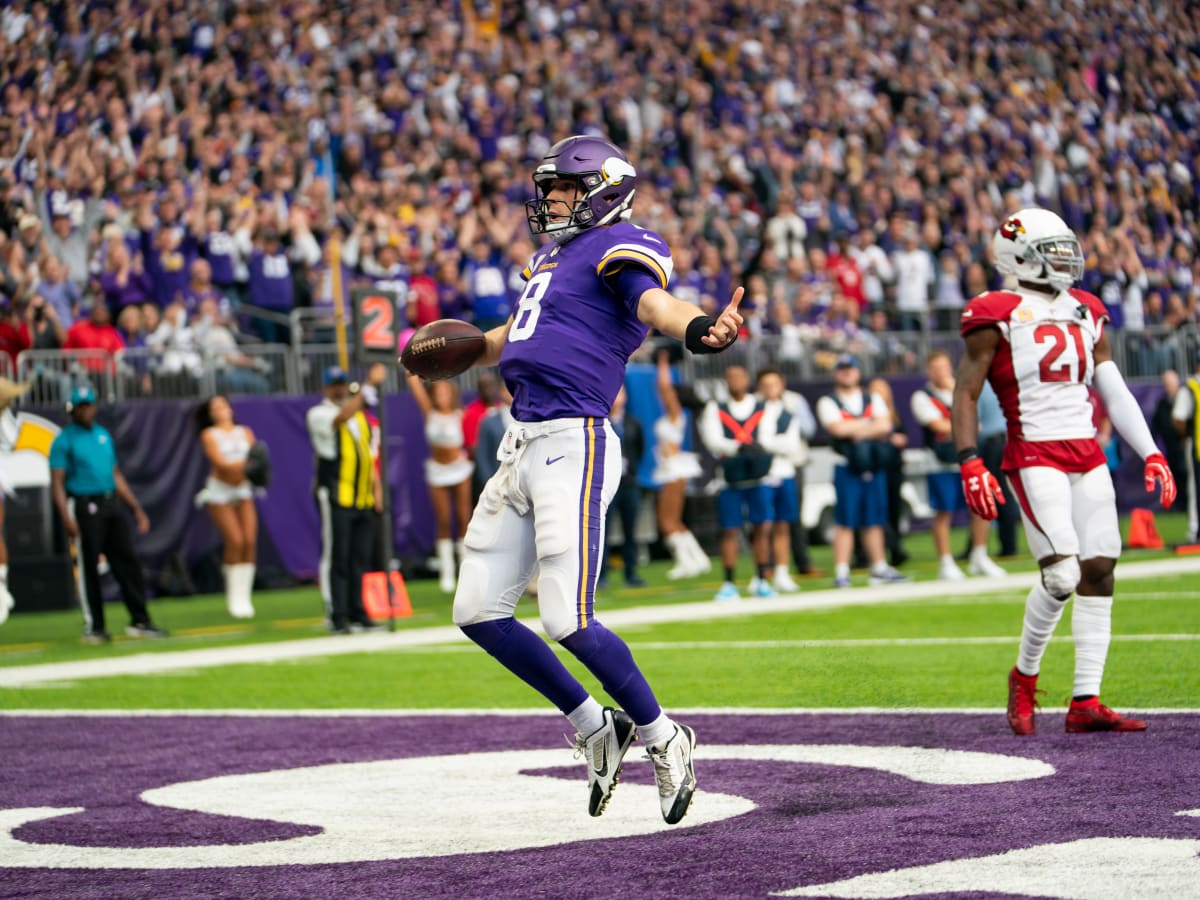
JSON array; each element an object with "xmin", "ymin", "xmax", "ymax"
[
  {"xmin": 14, "ymin": 323, "xmax": 1194, "ymax": 406},
  {"xmin": 677, "ymin": 329, "xmax": 936, "ymax": 384},
  {"xmin": 114, "ymin": 347, "xmax": 217, "ymax": 401},
  {"xmin": 289, "ymin": 307, "xmax": 345, "ymax": 348},
  {"xmin": 1108, "ymin": 325, "xmax": 1199, "ymax": 379},
  {"xmin": 15, "ymin": 349, "xmax": 119, "ymax": 406}
]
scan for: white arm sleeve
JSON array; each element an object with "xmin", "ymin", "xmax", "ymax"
[{"xmin": 1093, "ymin": 360, "xmax": 1158, "ymax": 460}]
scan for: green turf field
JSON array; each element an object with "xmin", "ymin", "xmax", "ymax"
[{"xmin": 2, "ymin": 513, "xmax": 1197, "ymax": 711}]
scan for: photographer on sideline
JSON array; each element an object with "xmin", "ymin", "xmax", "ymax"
[
  {"xmin": 306, "ymin": 365, "xmax": 386, "ymax": 634},
  {"xmin": 816, "ymin": 355, "xmax": 909, "ymax": 589}
]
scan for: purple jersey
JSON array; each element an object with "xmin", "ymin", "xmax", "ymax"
[
  {"xmin": 248, "ymin": 250, "xmax": 294, "ymax": 310},
  {"xmin": 141, "ymin": 230, "xmax": 196, "ymax": 307},
  {"xmin": 500, "ymin": 222, "xmax": 672, "ymax": 422},
  {"xmin": 201, "ymin": 231, "xmax": 239, "ymax": 287}
]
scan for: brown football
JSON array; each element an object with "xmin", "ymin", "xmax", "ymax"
[{"xmin": 400, "ymin": 319, "xmax": 486, "ymax": 380}]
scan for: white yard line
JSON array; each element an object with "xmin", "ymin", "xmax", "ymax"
[
  {"xmin": 4, "ymin": 707, "xmax": 1200, "ymax": 717},
  {"xmin": 1, "ymin": 557, "xmax": 1198, "ymax": 688},
  {"xmin": 385, "ymin": 634, "xmax": 1200, "ymax": 653}
]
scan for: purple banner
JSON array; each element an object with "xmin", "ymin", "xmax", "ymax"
[{"xmin": 28, "ymin": 393, "xmax": 436, "ymax": 582}]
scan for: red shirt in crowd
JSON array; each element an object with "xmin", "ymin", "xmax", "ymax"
[
  {"xmin": 407, "ymin": 274, "xmax": 441, "ymax": 328},
  {"xmin": 0, "ymin": 318, "xmax": 30, "ymax": 369},
  {"xmin": 827, "ymin": 251, "xmax": 866, "ymax": 309},
  {"xmin": 462, "ymin": 397, "xmax": 492, "ymax": 453},
  {"xmin": 63, "ymin": 320, "xmax": 125, "ymax": 372}
]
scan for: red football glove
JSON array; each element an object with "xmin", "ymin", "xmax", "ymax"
[
  {"xmin": 961, "ymin": 457, "xmax": 1005, "ymax": 521},
  {"xmin": 1144, "ymin": 453, "xmax": 1176, "ymax": 509}
]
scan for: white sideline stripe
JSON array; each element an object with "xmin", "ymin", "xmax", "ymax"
[
  {"xmin": 390, "ymin": 634, "xmax": 1200, "ymax": 653},
  {"xmin": 2, "ymin": 556, "xmax": 1198, "ymax": 688},
  {"xmin": 5, "ymin": 707, "xmax": 1200, "ymax": 718},
  {"xmin": 635, "ymin": 634, "xmax": 1200, "ymax": 648}
]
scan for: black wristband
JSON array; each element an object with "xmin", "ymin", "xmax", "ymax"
[
  {"xmin": 685, "ymin": 315, "xmax": 736, "ymax": 354},
  {"xmin": 957, "ymin": 446, "xmax": 979, "ymax": 464}
]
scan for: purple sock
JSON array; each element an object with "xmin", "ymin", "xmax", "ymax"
[
  {"xmin": 559, "ymin": 622, "xmax": 662, "ymax": 726},
  {"xmin": 461, "ymin": 618, "xmax": 589, "ymax": 714}
]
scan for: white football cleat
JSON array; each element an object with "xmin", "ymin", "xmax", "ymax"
[
  {"xmin": 573, "ymin": 707, "xmax": 638, "ymax": 817},
  {"xmin": 647, "ymin": 724, "xmax": 697, "ymax": 825}
]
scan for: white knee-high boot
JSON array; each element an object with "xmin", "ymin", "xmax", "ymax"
[
  {"xmin": 665, "ymin": 532, "xmax": 690, "ymax": 580},
  {"xmin": 681, "ymin": 530, "xmax": 712, "ymax": 575},
  {"xmin": 437, "ymin": 539, "xmax": 456, "ymax": 592},
  {"xmin": 235, "ymin": 563, "xmax": 256, "ymax": 619},
  {"xmin": 223, "ymin": 564, "xmax": 237, "ymax": 617}
]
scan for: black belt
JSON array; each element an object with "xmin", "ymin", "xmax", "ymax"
[{"xmin": 71, "ymin": 492, "xmax": 116, "ymax": 502}]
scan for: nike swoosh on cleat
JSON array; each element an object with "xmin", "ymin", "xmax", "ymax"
[
  {"xmin": 594, "ymin": 740, "xmax": 609, "ymax": 778},
  {"xmin": 546, "ymin": 455, "xmax": 565, "ymax": 465}
]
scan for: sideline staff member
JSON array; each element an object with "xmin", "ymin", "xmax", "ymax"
[
  {"xmin": 0, "ymin": 377, "xmax": 32, "ymax": 624},
  {"xmin": 49, "ymin": 385, "xmax": 168, "ymax": 643},
  {"xmin": 307, "ymin": 365, "xmax": 384, "ymax": 633}
]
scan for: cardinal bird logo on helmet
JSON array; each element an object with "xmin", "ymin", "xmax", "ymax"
[{"xmin": 999, "ymin": 217, "xmax": 1025, "ymax": 241}]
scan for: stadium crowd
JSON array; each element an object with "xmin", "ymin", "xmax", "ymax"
[
  {"xmin": 0, "ymin": 0, "xmax": 1195, "ymax": 384},
  {"xmin": 1, "ymin": 0, "xmax": 1200, "ymax": 380}
]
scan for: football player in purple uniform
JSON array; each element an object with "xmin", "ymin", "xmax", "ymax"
[{"xmin": 453, "ymin": 135, "xmax": 742, "ymax": 824}]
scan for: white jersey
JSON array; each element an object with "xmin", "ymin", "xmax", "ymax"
[{"xmin": 961, "ymin": 286, "xmax": 1108, "ymax": 473}]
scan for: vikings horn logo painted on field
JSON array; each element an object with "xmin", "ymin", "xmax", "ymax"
[{"xmin": 999, "ymin": 217, "xmax": 1025, "ymax": 241}]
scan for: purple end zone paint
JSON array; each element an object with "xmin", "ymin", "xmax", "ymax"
[{"xmin": 1, "ymin": 713, "xmax": 1197, "ymax": 899}]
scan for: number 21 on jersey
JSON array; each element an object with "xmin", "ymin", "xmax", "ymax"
[
  {"xmin": 509, "ymin": 271, "xmax": 552, "ymax": 342},
  {"xmin": 1034, "ymin": 322, "xmax": 1088, "ymax": 383}
]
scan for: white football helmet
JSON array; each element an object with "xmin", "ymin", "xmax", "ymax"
[{"xmin": 992, "ymin": 208, "xmax": 1083, "ymax": 291}]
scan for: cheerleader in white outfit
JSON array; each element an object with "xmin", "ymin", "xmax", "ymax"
[
  {"xmin": 408, "ymin": 373, "xmax": 474, "ymax": 591},
  {"xmin": 195, "ymin": 395, "xmax": 258, "ymax": 618},
  {"xmin": 652, "ymin": 352, "xmax": 711, "ymax": 579}
]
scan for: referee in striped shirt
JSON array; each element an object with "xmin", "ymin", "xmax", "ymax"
[{"xmin": 306, "ymin": 366, "xmax": 384, "ymax": 633}]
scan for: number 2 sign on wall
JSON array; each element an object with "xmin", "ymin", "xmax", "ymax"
[{"xmin": 352, "ymin": 288, "xmax": 400, "ymax": 364}]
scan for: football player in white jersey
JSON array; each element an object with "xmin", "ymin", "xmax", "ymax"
[{"xmin": 951, "ymin": 208, "xmax": 1176, "ymax": 735}]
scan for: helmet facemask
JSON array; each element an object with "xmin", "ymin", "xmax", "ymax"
[
  {"xmin": 1023, "ymin": 235, "xmax": 1084, "ymax": 291},
  {"xmin": 526, "ymin": 174, "xmax": 596, "ymax": 243}
]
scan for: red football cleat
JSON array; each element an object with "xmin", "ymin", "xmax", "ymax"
[
  {"xmin": 1007, "ymin": 667, "xmax": 1041, "ymax": 735},
  {"xmin": 1065, "ymin": 698, "xmax": 1147, "ymax": 733}
]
